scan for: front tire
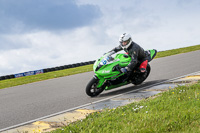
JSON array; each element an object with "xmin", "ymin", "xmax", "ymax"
[{"xmin": 86, "ymin": 77, "xmax": 105, "ymax": 97}]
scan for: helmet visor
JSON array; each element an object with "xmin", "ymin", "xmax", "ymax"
[{"xmin": 122, "ymin": 40, "xmax": 129, "ymax": 46}]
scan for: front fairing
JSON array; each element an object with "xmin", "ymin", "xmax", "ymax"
[
  {"xmin": 93, "ymin": 56, "xmax": 119, "ymax": 77},
  {"xmin": 93, "ymin": 53, "xmax": 131, "ymax": 88},
  {"xmin": 114, "ymin": 53, "xmax": 131, "ymax": 67},
  {"xmin": 93, "ymin": 53, "xmax": 131, "ymax": 78}
]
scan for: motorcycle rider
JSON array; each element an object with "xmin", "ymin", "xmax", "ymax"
[{"xmin": 109, "ymin": 33, "xmax": 148, "ymax": 73}]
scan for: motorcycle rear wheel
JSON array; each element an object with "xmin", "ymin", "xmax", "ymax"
[
  {"xmin": 86, "ymin": 77, "xmax": 105, "ymax": 97},
  {"xmin": 132, "ymin": 64, "xmax": 151, "ymax": 85}
]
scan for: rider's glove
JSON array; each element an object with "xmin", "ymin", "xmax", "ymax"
[{"xmin": 120, "ymin": 67, "xmax": 127, "ymax": 73}]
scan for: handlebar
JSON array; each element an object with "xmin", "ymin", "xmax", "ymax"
[
  {"xmin": 108, "ymin": 51, "xmax": 116, "ymax": 56},
  {"xmin": 104, "ymin": 51, "xmax": 115, "ymax": 57}
]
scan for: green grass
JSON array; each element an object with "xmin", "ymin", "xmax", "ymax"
[
  {"xmin": 53, "ymin": 82, "xmax": 200, "ymax": 133},
  {"xmin": 0, "ymin": 44, "xmax": 200, "ymax": 89},
  {"xmin": 0, "ymin": 65, "xmax": 93, "ymax": 89},
  {"xmin": 155, "ymin": 44, "xmax": 200, "ymax": 58}
]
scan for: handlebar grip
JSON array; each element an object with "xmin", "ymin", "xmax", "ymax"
[{"xmin": 108, "ymin": 51, "xmax": 116, "ymax": 56}]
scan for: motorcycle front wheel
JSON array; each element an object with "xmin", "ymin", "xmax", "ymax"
[{"xmin": 86, "ymin": 77, "xmax": 105, "ymax": 97}]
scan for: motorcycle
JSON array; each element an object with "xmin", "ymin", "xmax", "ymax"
[{"xmin": 86, "ymin": 49, "xmax": 157, "ymax": 97}]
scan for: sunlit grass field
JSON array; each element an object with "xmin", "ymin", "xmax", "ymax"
[
  {"xmin": 0, "ymin": 65, "xmax": 93, "ymax": 89},
  {"xmin": 0, "ymin": 44, "xmax": 200, "ymax": 90},
  {"xmin": 53, "ymin": 82, "xmax": 200, "ymax": 133},
  {"xmin": 155, "ymin": 44, "xmax": 200, "ymax": 58}
]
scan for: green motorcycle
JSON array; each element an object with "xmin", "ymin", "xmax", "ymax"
[{"xmin": 86, "ymin": 49, "xmax": 157, "ymax": 97}]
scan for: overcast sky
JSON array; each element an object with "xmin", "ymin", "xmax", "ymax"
[{"xmin": 0, "ymin": 0, "xmax": 200, "ymax": 76}]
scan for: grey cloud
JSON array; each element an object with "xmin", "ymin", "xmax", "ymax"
[
  {"xmin": 0, "ymin": 0, "xmax": 102, "ymax": 33},
  {"xmin": 0, "ymin": 36, "xmax": 30, "ymax": 51}
]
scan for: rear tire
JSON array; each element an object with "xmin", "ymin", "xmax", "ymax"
[
  {"xmin": 132, "ymin": 64, "xmax": 151, "ymax": 85},
  {"xmin": 86, "ymin": 77, "xmax": 105, "ymax": 97}
]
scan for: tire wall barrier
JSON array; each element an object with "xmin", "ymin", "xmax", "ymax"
[{"xmin": 0, "ymin": 60, "xmax": 95, "ymax": 81}]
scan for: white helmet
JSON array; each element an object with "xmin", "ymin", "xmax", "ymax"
[{"xmin": 119, "ymin": 33, "xmax": 132, "ymax": 49}]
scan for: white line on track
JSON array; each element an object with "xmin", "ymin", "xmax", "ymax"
[{"xmin": 1, "ymin": 70, "xmax": 200, "ymax": 132}]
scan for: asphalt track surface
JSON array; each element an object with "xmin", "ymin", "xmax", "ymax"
[{"xmin": 0, "ymin": 50, "xmax": 200, "ymax": 130}]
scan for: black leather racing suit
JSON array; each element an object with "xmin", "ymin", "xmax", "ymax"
[{"xmin": 111, "ymin": 41, "xmax": 147, "ymax": 71}]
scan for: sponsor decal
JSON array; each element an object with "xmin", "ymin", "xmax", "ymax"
[
  {"xmin": 14, "ymin": 73, "xmax": 24, "ymax": 78},
  {"xmin": 102, "ymin": 70, "xmax": 110, "ymax": 73},
  {"xmin": 24, "ymin": 71, "xmax": 35, "ymax": 76},
  {"xmin": 35, "ymin": 69, "xmax": 44, "ymax": 75},
  {"xmin": 14, "ymin": 69, "xmax": 44, "ymax": 78}
]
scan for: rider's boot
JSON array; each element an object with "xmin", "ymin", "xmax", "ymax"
[{"xmin": 140, "ymin": 60, "xmax": 148, "ymax": 73}]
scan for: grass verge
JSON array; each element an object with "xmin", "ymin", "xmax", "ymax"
[
  {"xmin": 0, "ymin": 44, "xmax": 200, "ymax": 89},
  {"xmin": 155, "ymin": 44, "xmax": 200, "ymax": 58},
  {"xmin": 52, "ymin": 82, "xmax": 200, "ymax": 133},
  {"xmin": 0, "ymin": 65, "xmax": 93, "ymax": 89}
]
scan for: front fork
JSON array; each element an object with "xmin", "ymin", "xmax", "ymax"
[
  {"xmin": 95, "ymin": 73, "xmax": 129, "ymax": 90},
  {"xmin": 94, "ymin": 72, "xmax": 126, "ymax": 89},
  {"xmin": 93, "ymin": 75, "xmax": 106, "ymax": 88}
]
